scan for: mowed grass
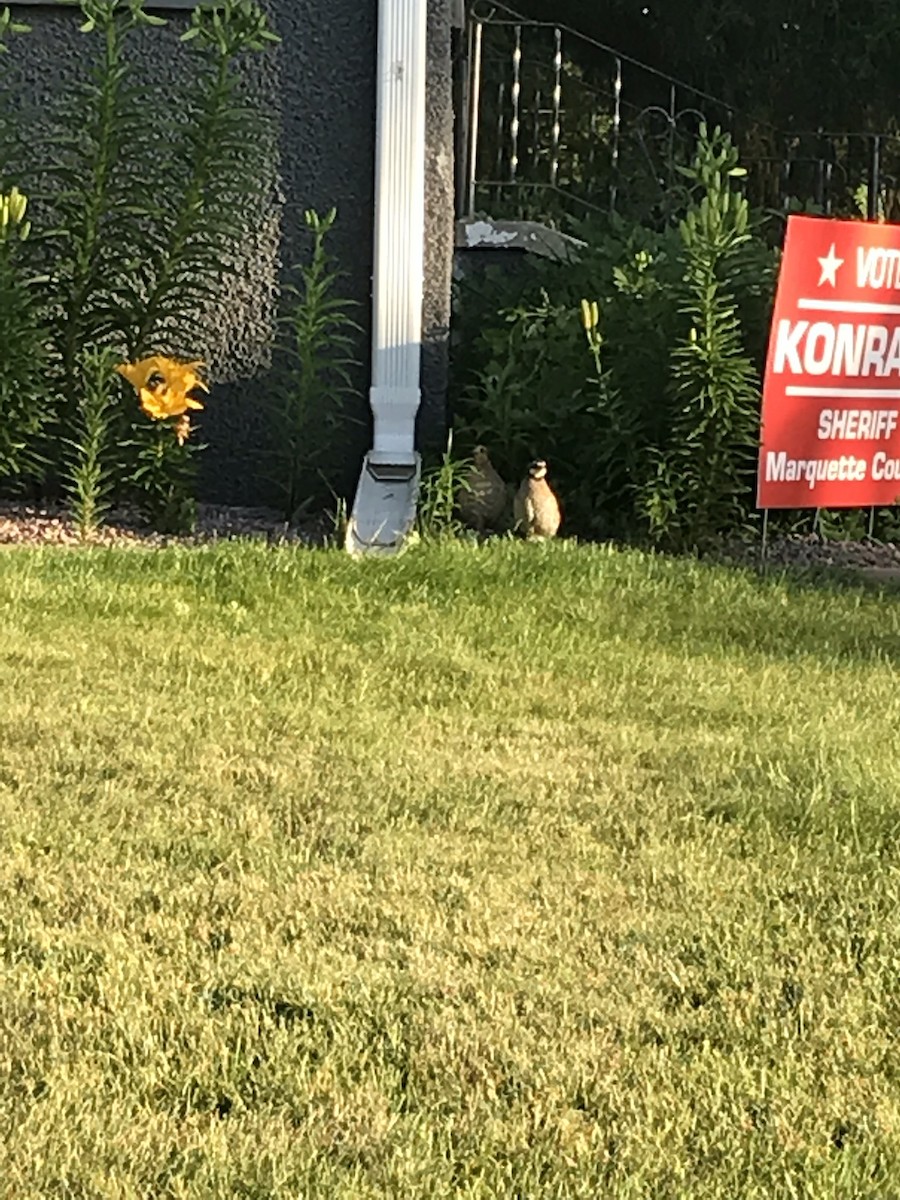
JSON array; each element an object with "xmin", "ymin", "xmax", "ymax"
[{"xmin": 2, "ymin": 539, "xmax": 900, "ymax": 1198}]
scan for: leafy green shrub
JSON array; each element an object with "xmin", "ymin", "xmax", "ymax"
[
  {"xmin": 453, "ymin": 126, "xmax": 778, "ymax": 546},
  {"xmin": 129, "ymin": 0, "xmax": 279, "ymax": 361},
  {"xmin": 116, "ymin": 355, "xmax": 209, "ymax": 533},
  {"xmin": 268, "ymin": 208, "xmax": 362, "ymax": 521},
  {"xmin": 0, "ymin": 0, "xmax": 279, "ymax": 528},
  {"xmin": 126, "ymin": 418, "xmax": 201, "ymax": 535},
  {"xmin": 43, "ymin": 0, "xmax": 166, "ymax": 457},
  {"xmin": 453, "ymin": 219, "xmax": 693, "ymax": 538},
  {"xmin": 417, "ymin": 434, "xmax": 472, "ymax": 541},
  {"xmin": 0, "ymin": 6, "xmax": 27, "ymax": 51},
  {"xmin": 63, "ymin": 346, "xmax": 119, "ymax": 537},
  {"xmin": 575, "ymin": 224, "xmax": 685, "ymax": 529},
  {"xmin": 0, "ymin": 186, "xmax": 46, "ymax": 489},
  {"xmin": 0, "ymin": 7, "xmax": 29, "ymax": 172},
  {"xmin": 454, "ymin": 289, "xmax": 597, "ymax": 524},
  {"xmin": 640, "ymin": 126, "xmax": 763, "ymax": 546}
]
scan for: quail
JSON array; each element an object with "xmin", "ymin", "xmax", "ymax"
[
  {"xmin": 457, "ymin": 444, "xmax": 508, "ymax": 532},
  {"xmin": 514, "ymin": 459, "xmax": 561, "ymax": 539}
]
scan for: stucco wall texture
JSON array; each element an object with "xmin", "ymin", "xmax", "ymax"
[{"xmin": 7, "ymin": 1, "xmax": 453, "ymax": 507}]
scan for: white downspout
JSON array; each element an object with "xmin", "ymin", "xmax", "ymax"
[
  {"xmin": 346, "ymin": 0, "xmax": 427, "ymax": 554},
  {"xmin": 370, "ymin": 0, "xmax": 426, "ymax": 464}
]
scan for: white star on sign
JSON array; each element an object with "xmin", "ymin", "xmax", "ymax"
[{"xmin": 817, "ymin": 243, "xmax": 844, "ymax": 287}]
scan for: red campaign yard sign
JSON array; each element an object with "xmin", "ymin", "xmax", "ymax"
[{"xmin": 758, "ymin": 214, "xmax": 900, "ymax": 509}]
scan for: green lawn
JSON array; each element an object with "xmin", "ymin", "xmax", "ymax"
[{"xmin": 2, "ymin": 539, "xmax": 900, "ymax": 1198}]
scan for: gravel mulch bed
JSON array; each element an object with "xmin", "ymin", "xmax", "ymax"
[
  {"xmin": 719, "ymin": 532, "xmax": 900, "ymax": 582},
  {"xmin": 4, "ymin": 503, "xmax": 900, "ymax": 588},
  {"xmin": 0, "ymin": 501, "xmax": 334, "ymax": 548}
]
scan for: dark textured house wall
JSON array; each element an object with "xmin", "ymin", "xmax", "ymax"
[
  {"xmin": 421, "ymin": 0, "xmax": 454, "ymax": 457},
  {"xmin": 5, "ymin": 0, "xmax": 453, "ymax": 508},
  {"xmin": 203, "ymin": 0, "xmax": 381, "ymax": 507}
]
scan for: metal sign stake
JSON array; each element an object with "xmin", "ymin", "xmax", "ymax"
[{"xmin": 760, "ymin": 508, "xmax": 770, "ymax": 571}]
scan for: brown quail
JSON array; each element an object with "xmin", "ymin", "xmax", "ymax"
[
  {"xmin": 514, "ymin": 459, "xmax": 561, "ymax": 539},
  {"xmin": 457, "ymin": 445, "xmax": 508, "ymax": 532}
]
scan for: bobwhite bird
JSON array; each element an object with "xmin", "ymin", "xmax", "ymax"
[
  {"xmin": 457, "ymin": 445, "xmax": 508, "ymax": 532},
  {"xmin": 514, "ymin": 459, "xmax": 561, "ymax": 539}
]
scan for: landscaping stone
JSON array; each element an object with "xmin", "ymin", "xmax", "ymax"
[
  {"xmin": 718, "ymin": 531, "xmax": 900, "ymax": 582},
  {"xmin": 0, "ymin": 502, "xmax": 333, "ymax": 548},
  {"xmin": 4, "ymin": 504, "xmax": 900, "ymax": 591}
]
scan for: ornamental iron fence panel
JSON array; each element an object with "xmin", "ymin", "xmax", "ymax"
[{"xmin": 457, "ymin": 1, "xmax": 900, "ymax": 227}]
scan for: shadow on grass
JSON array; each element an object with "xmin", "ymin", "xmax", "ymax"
[{"xmin": 643, "ymin": 540, "xmax": 900, "ymax": 668}]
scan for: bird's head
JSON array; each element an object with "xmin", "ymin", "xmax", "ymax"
[
  {"xmin": 472, "ymin": 445, "xmax": 490, "ymax": 466},
  {"xmin": 528, "ymin": 459, "xmax": 548, "ymax": 479}
]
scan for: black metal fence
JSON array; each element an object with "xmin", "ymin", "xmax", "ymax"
[{"xmin": 456, "ymin": 1, "xmax": 900, "ymax": 227}]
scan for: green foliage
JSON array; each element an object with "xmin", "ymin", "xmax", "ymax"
[
  {"xmin": 0, "ymin": 186, "xmax": 46, "ymax": 486},
  {"xmin": 454, "ymin": 285, "xmax": 610, "ymax": 536},
  {"xmin": 62, "ymin": 345, "xmax": 119, "ymax": 537},
  {"xmin": 41, "ymin": 0, "xmax": 168, "ymax": 441},
  {"xmin": 270, "ymin": 208, "xmax": 362, "ymax": 521},
  {"xmin": 126, "ymin": 420, "xmax": 200, "ymax": 535},
  {"xmin": 577, "ymin": 227, "xmax": 688, "ymax": 527},
  {"xmin": 417, "ymin": 434, "xmax": 471, "ymax": 541},
  {"xmin": 0, "ymin": 0, "xmax": 280, "ymax": 523},
  {"xmin": 816, "ymin": 507, "xmax": 869, "ymax": 542},
  {"xmin": 0, "ymin": 5, "xmax": 28, "ymax": 53},
  {"xmin": 640, "ymin": 126, "xmax": 761, "ymax": 546},
  {"xmin": 128, "ymin": 0, "xmax": 280, "ymax": 359},
  {"xmin": 40, "ymin": 0, "xmax": 277, "ymax": 378},
  {"xmin": 453, "ymin": 219, "xmax": 697, "ymax": 538},
  {"xmin": 325, "ymin": 493, "xmax": 349, "ymax": 547},
  {"xmin": 458, "ymin": 291, "xmax": 590, "ymax": 467},
  {"xmin": 454, "ymin": 127, "xmax": 778, "ymax": 546}
]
